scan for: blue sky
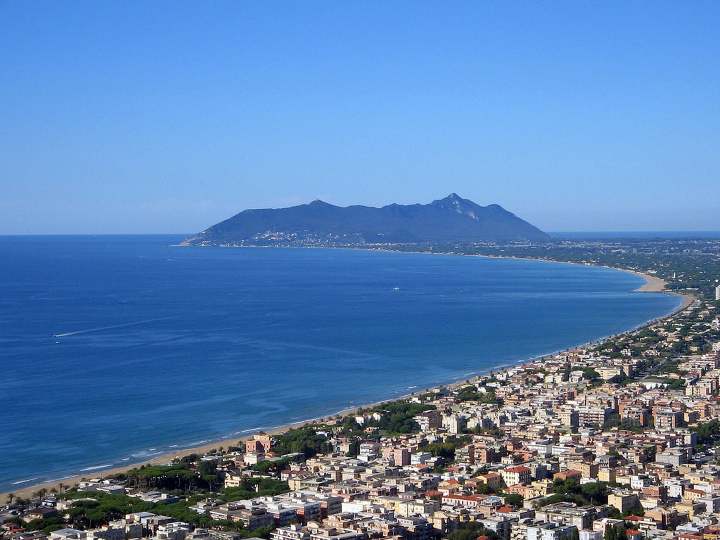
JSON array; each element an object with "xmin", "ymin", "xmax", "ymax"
[{"xmin": 1, "ymin": 1, "xmax": 718, "ymax": 234}]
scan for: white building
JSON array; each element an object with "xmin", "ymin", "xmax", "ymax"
[
  {"xmin": 579, "ymin": 531, "xmax": 603, "ymax": 540},
  {"xmin": 50, "ymin": 531, "xmax": 87, "ymax": 540}
]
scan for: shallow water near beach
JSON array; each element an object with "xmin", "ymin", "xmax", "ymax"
[{"xmin": 0, "ymin": 235, "xmax": 680, "ymax": 490}]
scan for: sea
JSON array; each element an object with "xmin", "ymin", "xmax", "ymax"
[{"xmin": 0, "ymin": 235, "xmax": 681, "ymax": 491}]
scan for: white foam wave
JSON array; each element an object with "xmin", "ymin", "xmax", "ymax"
[
  {"xmin": 80, "ymin": 464, "xmax": 113, "ymax": 472},
  {"xmin": 12, "ymin": 477, "xmax": 40, "ymax": 485}
]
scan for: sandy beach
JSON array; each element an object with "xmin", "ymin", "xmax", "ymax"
[
  {"xmin": 632, "ymin": 271, "xmax": 667, "ymax": 292},
  {"xmin": 1, "ymin": 262, "xmax": 695, "ymax": 504},
  {"xmin": 628, "ymin": 270, "xmax": 694, "ymax": 310}
]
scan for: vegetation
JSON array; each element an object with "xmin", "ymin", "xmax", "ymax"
[
  {"xmin": 420, "ymin": 436, "xmax": 470, "ymax": 460},
  {"xmin": 503, "ymin": 493, "xmax": 524, "ymax": 507},
  {"xmin": 367, "ymin": 401, "xmax": 436, "ymax": 434},
  {"xmin": 604, "ymin": 524, "xmax": 628, "ymax": 540},
  {"xmin": 273, "ymin": 426, "xmax": 333, "ymax": 458},
  {"xmin": 113, "ymin": 463, "xmax": 222, "ymax": 492},
  {"xmin": 54, "ymin": 486, "xmax": 286, "ymax": 536},
  {"xmin": 536, "ymin": 479, "xmax": 609, "ymax": 507},
  {"xmin": 220, "ymin": 477, "xmax": 289, "ymax": 502},
  {"xmin": 695, "ymin": 419, "xmax": 720, "ymax": 445},
  {"xmin": 251, "ymin": 458, "xmax": 291, "ymax": 475},
  {"xmin": 24, "ymin": 516, "xmax": 66, "ymax": 534},
  {"xmin": 447, "ymin": 521, "xmax": 499, "ymax": 540}
]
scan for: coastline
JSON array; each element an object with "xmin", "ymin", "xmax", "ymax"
[{"xmin": 1, "ymin": 258, "xmax": 694, "ymax": 503}]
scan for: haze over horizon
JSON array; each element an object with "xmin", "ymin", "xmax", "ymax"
[{"xmin": 2, "ymin": 1, "xmax": 719, "ymax": 234}]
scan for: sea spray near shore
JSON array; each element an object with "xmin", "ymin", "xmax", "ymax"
[{"xmin": 0, "ymin": 235, "xmax": 681, "ymax": 491}]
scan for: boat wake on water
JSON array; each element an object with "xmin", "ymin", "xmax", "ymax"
[{"xmin": 53, "ymin": 317, "xmax": 174, "ymax": 338}]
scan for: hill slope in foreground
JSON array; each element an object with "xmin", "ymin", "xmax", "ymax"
[{"xmin": 182, "ymin": 194, "xmax": 550, "ymax": 246}]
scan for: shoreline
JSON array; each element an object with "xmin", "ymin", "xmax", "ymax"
[{"xmin": 1, "ymin": 256, "xmax": 694, "ymax": 503}]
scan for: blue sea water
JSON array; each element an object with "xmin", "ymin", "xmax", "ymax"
[{"xmin": 0, "ymin": 235, "xmax": 681, "ymax": 491}]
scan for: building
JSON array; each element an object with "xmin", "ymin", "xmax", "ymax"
[
  {"xmin": 525, "ymin": 522, "xmax": 576, "ymax": 540},
  {"xmin": 393, "ymin": 448, "xmax": 410, "ymax": 466},
  {"xmin": 50, "ymin": 531, "xmax": 87, "ymax": 540},
  {"xmin": 246, "ymin": 433, "xmax": 273, "ymax": 454},
  {"xmin": 501, "ymin": 466, "xmax": 531, "ymax": 486},
  {"xmin": 577, "ymin": 406, "xmax": 612, "ymax": 427},
  {"xmin": 608, "ymin": 492, "xmax": 640, "ymax": 514},
  {"xmin": 413, "ymin": 410, "xmax": 441, "ymax": 431},
  {"xmin": 559, "ymin": 409, "xmax": 579, "ymax": 429}
]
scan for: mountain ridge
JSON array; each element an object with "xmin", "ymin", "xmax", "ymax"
[{"xmin": 182, "ymin": 194, "xmax": 550, "ymax": 246}]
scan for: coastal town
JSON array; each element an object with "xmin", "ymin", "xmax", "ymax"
[
  {"xmin": 3, "ymin": 239, "xmax": 720, "ymax": 540},
  {"xmin": 4, "ymin": 3, "xmax": 718, "ymax": 540}
]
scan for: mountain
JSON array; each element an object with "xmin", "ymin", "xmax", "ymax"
[{"xmin": 181, "ymin": 194, "xmax": 550, "ymax": 246}]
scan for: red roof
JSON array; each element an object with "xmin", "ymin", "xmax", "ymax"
[{"xmin": 443, "ymin": 494, "xmax": 484, "ymax": 502}]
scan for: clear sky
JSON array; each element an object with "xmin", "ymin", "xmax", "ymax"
[{"xmin": 1, "ymin": 1, "xmax": 718, "ymax": 234}]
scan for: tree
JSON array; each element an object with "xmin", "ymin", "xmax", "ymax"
[
  {"xmin": 580, "ymin": 482, "xmax": 608, "ymax": 505},
  {"xmin": 447, "ymin": 522, "xmax": 499, "ymax": 540},
  {"xmin": 346, "ymin": 439, "xmax": 360, "ymax": 457},
  {"xmin": 695, "ymin": 419, "xmax": 720, "ymax": 444},
  {"xmin": 503, "ymin": 493, "xmax": 524, "ymax": 507}
]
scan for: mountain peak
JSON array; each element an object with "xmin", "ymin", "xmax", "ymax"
[
  {"xmin": 183, "ymin": 195, "xmax": 549, "ymax": 246},
  {"xmin": 436, "ymin": 193, "xmax": 466, "ymax": 204}
]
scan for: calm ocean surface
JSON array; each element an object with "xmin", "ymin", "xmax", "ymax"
[{"xmin": 0, "ymin": 235, "xmax": 681, "ymax": 491}]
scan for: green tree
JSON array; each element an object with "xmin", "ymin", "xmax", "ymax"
[{"xmin": 503, "ymin": 493, "xmax": 524, "ymax": 507}]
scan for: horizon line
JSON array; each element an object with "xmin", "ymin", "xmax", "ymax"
[{"xmin": 1, "ymin": 230, "xmax": 720, "ymax": 238}]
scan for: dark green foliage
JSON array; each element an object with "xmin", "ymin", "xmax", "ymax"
[
  {"xmin": 456, "ymin": 385, "xmax": 480, "ymax": 402},
  {"xmin": 337, "ymin": 416, "xmax": 363, "ymax": 435},
  {"xmin": 579, "ymin": 482, "xmax": 609, "ymax": 505},
  {"xmin": 346, "ymin": 439, "xmax": 360, "ymax": 457},
  {"xmin": 56, "ymin": 487, "xmax": 287, "ymax": 534},
  {"xmin": 221, "ymin": 478, "xmax": 289, "ymax": 502},
  {"xmin": 251, "ymin": 458, "xmax": 290, "ymax": 475},
  {"xmin": 537, "ymin": 479, "xmax": 608, "ymax": 507},
  {"xmin": 62, "ymin": 493, "xmax": 154, "ymax": 528},
  {"xmin": 447, "ymin": 521, "xmax": 499, "ymax": 540},
  {"xmin": 367, "ymin": 401, "xmax": 436, "ymax": 434},
  {"xmin": 503, "ymin": 493, "xmax": 524, "ymax": 507},
  {"xmin": 609, "ymin": 374, "xmax": 632, "ymax": 386},
  {"xmin": 663, "ymin": 378, "xmax": 685, "ymax": 390},
  {"xmin": 272, "ymin": 426, "xmax": 333, "ymax": 458},
  {"xmin": 421, "ymin": 436, "xmax": 470, "ymax": 460},
  {"xmin": 455, "ymin": 384, "xmax": 503, "ymax": 404},
  {"xmin": 25, "ymin": 517, "xmax": 66, "ymax": 534},
  {"xmin": 623, "ymin": 504, "xmax": 645, "ymax": 517},
  {"xmin": 121, "ymin": 464, "xmax": 222, "ymax": 492},
  {"xmin": 604, "ymin": 524, "xmax": 627, "ymax": 540},
  {"xmin": 695, "ymin": 419, "xmax": 720, "ymax": 444}
]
